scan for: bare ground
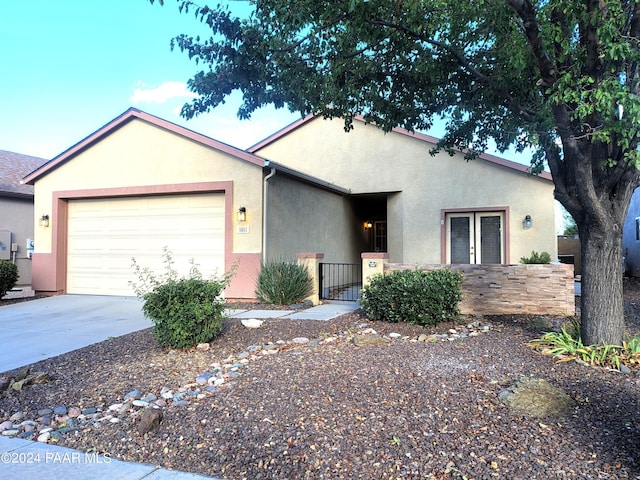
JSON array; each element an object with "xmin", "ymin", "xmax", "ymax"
[{"xmin": 2, "ymin": 282, "xmax": 640, "ymax": 479}]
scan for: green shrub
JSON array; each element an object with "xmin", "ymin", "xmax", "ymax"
[
  {"xmin": 520, "ymin": 250, "xmax": 552, "ymax": 264},
  {"xmin": 130, "ymin": 249, "xmax": 232, "ymax": 349},
  {"xmin": 255, "ymin": 260, "xmax": 313, "ymax": 305},
  {"xmin": 359, "ymin": 268, "xmax": 464, "ymax": 326},
  {"xmin": 0, "ymin": 260, "xmax": 18, "ymax": 298}
]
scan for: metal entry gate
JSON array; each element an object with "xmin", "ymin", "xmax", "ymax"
[{"xmin": 319, "ymin": 263, "xmax": 362, "ymax": 301}]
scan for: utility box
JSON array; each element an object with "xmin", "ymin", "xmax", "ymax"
[
  {"xmin": 0, "ymin": 230, "xmax": 11, "ymax": 260},
  {"xmin": 26, "ymin": 239, "xmax": 34, "ymax": 259}
]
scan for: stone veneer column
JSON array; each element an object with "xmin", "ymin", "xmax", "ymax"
[
  {"xmin": 361, "ymin": 252, "xmax": 389, "ymax": 289},
  {"xmin": 297, "ymin": 252, "xmax": 324, "ymax": 305}
]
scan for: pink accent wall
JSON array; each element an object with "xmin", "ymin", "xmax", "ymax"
[
  {"xmin": 225, "ymin": 252, "xmax": 262, "ymax": 300},
  {"xmin": 34, "ymin": 181, "xmax": 259, "ymax": 299}
]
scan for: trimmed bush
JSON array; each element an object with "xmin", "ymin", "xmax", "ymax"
[
  {"xmin": 0, "ymin": 260, "xmax": 18, "ymax": 298},
  {"xmin": 255, "ymin": 260, "xmax": 313, "ymax": 305},
  {"xmin": 130, "ymin": 249, "xmax": 232, "ymax": 349},
  {"xmin": 359, "ymin": 268, "xmax": 464, "ymax": 326},
  {"xmin": 520, "ymin": 250, "xmax": 552, "ymax": 264}
]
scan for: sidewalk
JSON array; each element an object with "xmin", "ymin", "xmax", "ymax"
[{"xmin": 0, "ymin": 435, "xmax": 221, "ymax": 479}]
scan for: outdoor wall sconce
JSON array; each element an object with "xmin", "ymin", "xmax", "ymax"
[
  {"xmin": 39, "ymin": 214, "xmax": 50, "ymax": 228},
  {"xmin": 523, "ymin": 215, "xmax": 532, "ymax": 229},
  {"xmin": 237, "ymin": 207, "xmax": 247, "ymax": 222},
  {"xmin": 364, "ymin": 221, "xmax": 373, "ymax": 230}
]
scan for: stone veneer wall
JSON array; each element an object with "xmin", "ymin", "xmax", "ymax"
[{"xmin": 384, "ymin": 263, "xmax": 575, "ymax": 316}]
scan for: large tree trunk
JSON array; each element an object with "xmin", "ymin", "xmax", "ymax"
[{"xmin": 579, "ymin": 221, "xmax": 625, "ymax": 346}]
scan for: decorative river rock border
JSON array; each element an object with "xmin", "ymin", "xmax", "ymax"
[{"xmin": 0, "ymin": 320, "xmax": 494, "ymax": 442}]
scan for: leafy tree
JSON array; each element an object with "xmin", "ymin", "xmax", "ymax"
[{"xmin": 150, "ymin": 0, "xmax": 640, "ymax": 345}]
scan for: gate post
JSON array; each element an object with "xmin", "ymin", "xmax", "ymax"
[
  {"xmin": 361, "ymin": 252, "xmax": 389, "ymax": 289},
  {"xmin": 297, "ymin": 252, "xmax": 324, "ymax": 305}
]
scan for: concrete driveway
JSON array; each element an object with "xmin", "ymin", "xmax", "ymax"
[{"xmin": 0, "ymin": 295, "xmax": 151, "ymax": 373}]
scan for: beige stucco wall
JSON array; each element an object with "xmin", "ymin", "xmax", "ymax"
[
  {"xmin": 33, "ymin": 119, "xmax": 263, "ymax": 256},
  {"xmin": 31, "ymin": 118, "xmax": 265, "ymax": 298},
  {"xmin": 0, "ymin": 196, "xmax": 34, "ymax": 285},
  {"xmin": 255, "ymin": 117, "xmax": 557, "ymax": 264},
  {"xmin": 265, "ymin": 173, "xmax": 365, "ymax": 264}
]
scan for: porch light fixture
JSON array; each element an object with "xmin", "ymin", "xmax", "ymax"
[
  {"xmin": 364, "ymin": 221, "xmax": 373, "ymax": 230},
  {"xmin": 39, "ymin": 214, "xmax": 50, "ymax": 228},
  {"xmin": 237, "ymin": 207, "xmax": 247, "ymax": 222},
  {"xmin": 523, "ymin": 215, "xmax": 532, "ymax": 229}
]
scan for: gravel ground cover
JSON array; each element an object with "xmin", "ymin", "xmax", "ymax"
[{"xmin": 2, "ymin": 281, "xmax": 640, "ymax": 479}]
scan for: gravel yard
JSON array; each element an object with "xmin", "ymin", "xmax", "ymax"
[{"xmin": 2, "ymin": 281, "xmax": 640, "ymax": 479}]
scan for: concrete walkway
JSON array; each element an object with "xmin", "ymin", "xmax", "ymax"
[
  {"xmin": 0, "ymin": 295, "xmax": 360, "ymax": 480},
  {"xmin": 226, "ymin": 300, "xmax": 360, "ymax": 320}
]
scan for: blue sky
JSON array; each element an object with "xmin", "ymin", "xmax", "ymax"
[
  {"xmin": 0, "ymin": 0, "xmax": 300, "ymax": 159},
  {"xmin": 1, "ymin": 0, "xmax": 532, "ymax": 167}
]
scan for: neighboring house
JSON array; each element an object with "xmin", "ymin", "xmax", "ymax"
[
  {"xmin": 623, "ymin": 187, "xmax": 640, "ymax": 276},
  {"xmin": 0, "ymin": 149, "xmax": 46, "ymax": 289},
  {"xmin": 24, "ymin": 108, "xmax": 556, "ymax": 300}
]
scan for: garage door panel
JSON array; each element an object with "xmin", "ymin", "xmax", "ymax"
[{"xmin": 67, "ymin": 194, "xmax": 225, "ymax": 296}]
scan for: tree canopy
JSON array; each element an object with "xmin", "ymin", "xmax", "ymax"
[{"xmin": 153, "ymin": 0, "xmax": 640, "ymax": 345}]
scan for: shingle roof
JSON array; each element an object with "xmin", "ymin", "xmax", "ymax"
[{"xmin": 0, "ymin": 149, "xmax": 46, "ymax": 199}]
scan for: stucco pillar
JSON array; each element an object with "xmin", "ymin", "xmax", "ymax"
[
  {"xmin": 297, "ymin": 252, "xmax": 324, "ymax": 305},
  {"xmin": 361, "ymin": 252, "xmax": 389, "ymax": 289}
]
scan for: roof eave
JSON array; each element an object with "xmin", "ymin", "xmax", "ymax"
[
  {"xmin": 0, "ymin": 190, "xmax": 34, "ymax": 200},
  {"xmin": 23, "ymin": 108, "xmax": 267, "ymax": 185},
  {"xmin": 249, "ymin": 114, "xmax": 553, "ymax": 182},
  {"xmin": 265, "ymin": 160, "xmax": 351, "ymax": 195}
]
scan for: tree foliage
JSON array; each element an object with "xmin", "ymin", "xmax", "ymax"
[{"xmin": 151, "ymin": 0, "xmax": 640, "ymax": 345}]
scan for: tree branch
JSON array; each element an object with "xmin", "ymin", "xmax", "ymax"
[{"xmin": 365, "ymin": 17, "xmax": 538, "ymax": 122}]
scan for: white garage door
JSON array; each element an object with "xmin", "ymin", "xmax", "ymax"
[{"xmin": 67, "ymin": 194, "xmax": 225, "ymax": 296}]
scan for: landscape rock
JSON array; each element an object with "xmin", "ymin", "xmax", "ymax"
[
  {"xmin": 0, "ymin": 375, "xmax": 11, "ymax": 392},
  {"xmin": 9, "ymin": 412, "xmax": 24, "ymax": 422},
  {"xmin": 53, "ymin": 406, "xmax": 67, "ymax": 416},
  {"xmin": 351, "ymin": 334, "xmax": 390, "ymax": 346},
  {"xmin": 137, "ymin": 407, "xmax": 163, "ymax": 435},
  {"xmin": 499, "ymin": 377, "xmax": 575, "ymax": 418},
  {"xmin": 124, "ymin": 389, "xmax": 142, "ymax": 401},
  {"xmin": 241, "ymin": 318, "xmax": 264, "ymax": 329},
  {"xmin": 68, "ymin": 407, "xmax": 81, "ymax": 418}
]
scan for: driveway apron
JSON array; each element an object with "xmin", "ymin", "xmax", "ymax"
[{"xmin": 0, "ymin": 295, "xmax": 151, "ymax": 373}]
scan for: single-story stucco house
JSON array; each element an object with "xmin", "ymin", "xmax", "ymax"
[
  {"xmin": 0, "ymin": 149, "xmax": 46, "ymax": 290},
  {"xmin": 23, "ymin": 108, "xmax": 556, "ymax": 300}
]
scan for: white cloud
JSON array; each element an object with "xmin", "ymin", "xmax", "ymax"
[{"xmin": 131, "ymin": 81, "xmax": 198, "ymax": 104}]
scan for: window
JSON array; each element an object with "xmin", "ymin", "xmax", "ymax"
[{"xmin": 445, "ymin": 211, "xmax": 505, "ymax": 264}]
